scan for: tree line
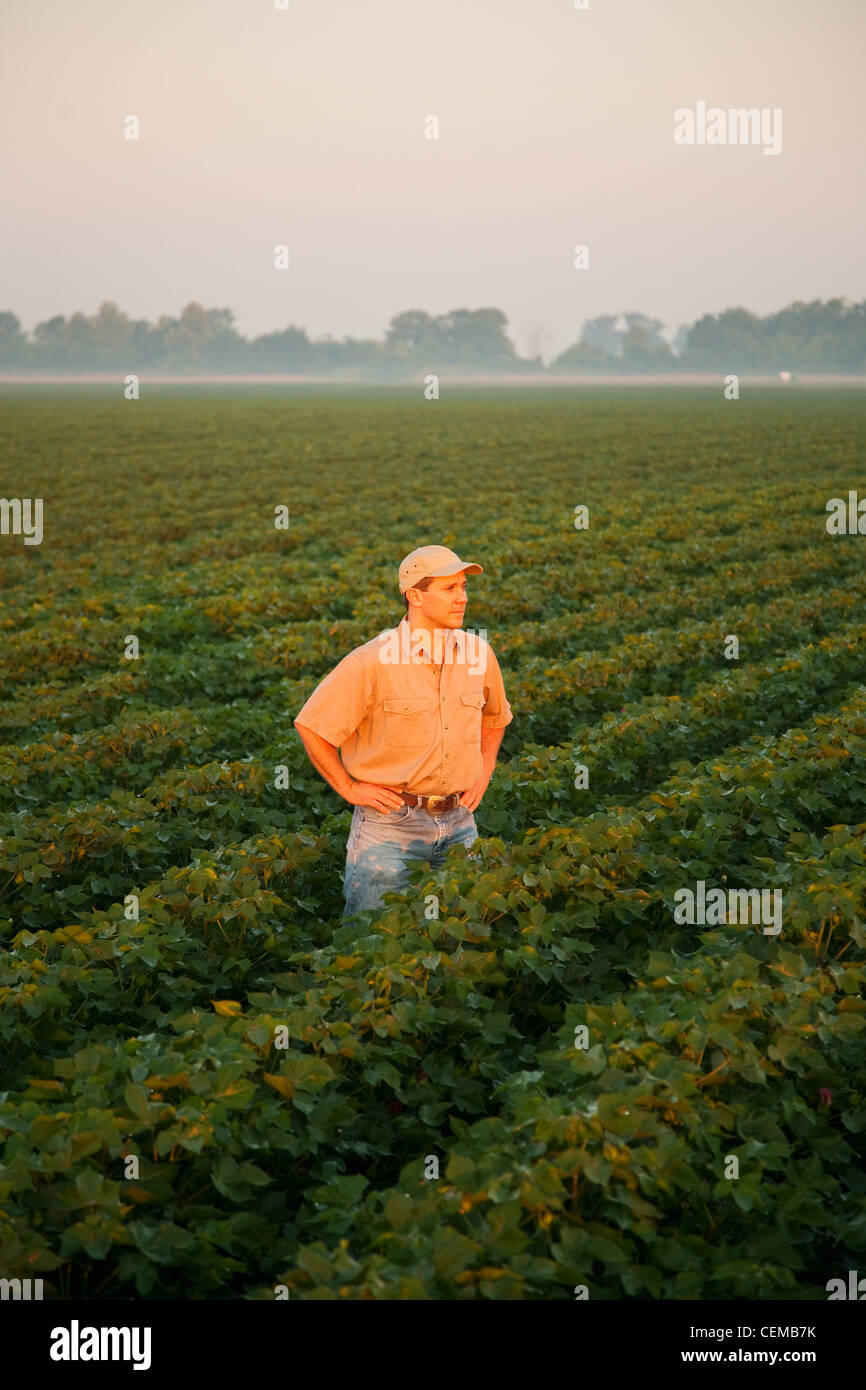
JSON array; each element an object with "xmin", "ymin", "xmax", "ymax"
[{"xmin": 0, "ymin": 298, "xmax": 863, "ymax": 374}]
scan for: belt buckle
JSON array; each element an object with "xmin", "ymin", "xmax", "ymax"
[{"xmin": 426, "ymin": 794, "xmax": 447, "ymax": 812}]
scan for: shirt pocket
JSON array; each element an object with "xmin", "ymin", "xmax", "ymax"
[
  {"xmin": 459, "ymin": 690, "xmax": 485, "ymax": 741},
  {"xmin": 382, "ymin": 696, "xmax": 436, "ymax": 747}
]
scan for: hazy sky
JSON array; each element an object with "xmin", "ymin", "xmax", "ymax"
[{"xmin": 2, "ymin": 0, "xmax": 864, "ymax": 359}]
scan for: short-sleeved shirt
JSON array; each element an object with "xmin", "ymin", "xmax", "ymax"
[{"xmin": 293, "ymin": 614, "xmax": 512, "ymax": 795}]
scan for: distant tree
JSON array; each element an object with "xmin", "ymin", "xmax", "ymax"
[
  {"xmin": 384, "ymin": 307, "xmax": 518, "ymax": 369},
  {"xmin": 549, "ymin": 339, "xmax": 611, "ymax": 370},
  {"xmin": 0, "ymin": 312, "xmax": 28, "ymax": 364},
  {"xmin": 436, "ymin": 308, "xmax": 519, "ymax": 367},
  {"xmin": 582, "ymin": 314, "xmax": 624, "ymax": 358},
  {"xmin": 620, "ymin": 314, "xmax": 675, "ymax": 369},
  {"xmin": 314, "ymin": 334, "xmax": 388, "ymax": 373},
  {"xmin": 129, "ymin": 314, "xmax": 164, "ymax": 367},
  {"xmin": 680, "ymin": 307, "xmax": 765, "ymax": 369},
  {"xmin": 200, "ymin": 307, "xmax": 245, "ymax": 370},
  {"xmin": 160, "ymin": 302, "xmax": 246, "ymax": 371},
  {"xmin": 833, "ymin": 299, "xmax": 866, "ymax": 371},
  {"xmin": 89, "ymin": 301, "xmax": 135, "ymax": 365},
  {"xmin": 29, "ymin": 301, "xmax": 166, "ymax": 369},
  {"xmin": 550, "ymin": 314, "xmax": 625, "ymax": 370},
  {"xmin": 384, "ymin": 310, "xmax": 443, "ymax": 361},
  {"xmin": 763, "ymin": 298, "xmax": 866, "ymax": 371},
  {"xmin": 622, "ymin": 313, "xmax": 667, "ymax": 347},
  {"xmin": 248, "ymin": 324, "xmax": 315, "ymax": 371},
  {"xmin": 31, "ymin": 315, "xmax": 71, "ymax": 367}
]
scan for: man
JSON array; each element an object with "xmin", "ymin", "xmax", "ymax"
[{"xmin": 293, "ymin": 544, "xmax": 513, "ymax": 916}]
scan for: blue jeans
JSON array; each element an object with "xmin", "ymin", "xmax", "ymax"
[{"xmin": 342, "ymin": 802, "xmax": 479, "ymax": 917}]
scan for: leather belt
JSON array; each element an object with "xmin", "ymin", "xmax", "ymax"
[{"xmin": 400, "ymin": 790, "xmax": 463, "ymax": 813}]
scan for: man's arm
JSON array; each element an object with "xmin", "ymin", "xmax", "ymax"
[
  {"xmin": 480, "ymin": 724, "xmax": 505, "ymax": 777},
  {"xmin": 294, "ymin": 723, "xmax": 403, "ymax": 812},
  {"xmin": 459, "ymin": 724, "xmax": 506, "ymax": 812},
  {"xmin": 294, "ymin": 723, "xmax": 355, "ymax": 800}
]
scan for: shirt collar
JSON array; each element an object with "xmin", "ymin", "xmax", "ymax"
[{"xmin": 398, "ymin": 614, "xmax": 459, "ymax": 663}]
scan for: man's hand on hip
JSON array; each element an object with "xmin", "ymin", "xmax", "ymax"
[
  {"xmin": 347, "ymin": 781, "xmax": 406, "ymax": 812},
  {"xmin": 459, "ymin": 770, "xmax": 491, "ymax": 814}
]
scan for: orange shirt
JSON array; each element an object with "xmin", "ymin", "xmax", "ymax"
[{"xmin": 294, "ymin": 614, "xmax": 512, "ymax": 795}]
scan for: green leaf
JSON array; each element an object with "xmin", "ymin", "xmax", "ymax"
[
  {"xmin": 124, "ymin": 1082, "xmax": 153, "ymax": 1120},
  {"xmin": 433, "ymin": 1231, "xmax": 477, "ymax": 1277},
  {"xmin": 384, "ymin": 1193, "xmax": 412, "ymax": 1229},
  {"xmin": 75, "ymin": 1169, "xmax": 104, "ymax": 1202}
]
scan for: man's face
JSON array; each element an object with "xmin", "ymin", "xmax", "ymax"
[{"xmin": 410, "ymin": 571, "xmax": 468, "ymax": 628}]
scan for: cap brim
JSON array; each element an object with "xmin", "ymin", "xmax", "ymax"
[{"xmin": 427, "ymin": 560, "xmax": 483, "ymax": 578}]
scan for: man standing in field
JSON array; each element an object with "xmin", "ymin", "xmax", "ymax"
[{"xmin": 294, "ymin": 545, "xmax": 513, "ymax": 916}]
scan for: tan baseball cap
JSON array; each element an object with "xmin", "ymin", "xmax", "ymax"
[{"xmin": 398, "ymin": 545, "xmax": 483, "ymax": 595}]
